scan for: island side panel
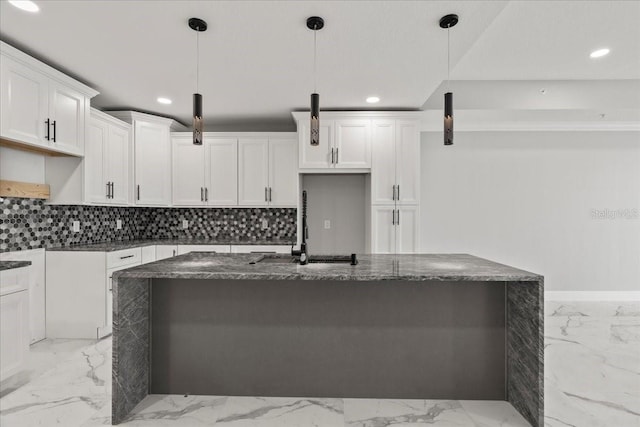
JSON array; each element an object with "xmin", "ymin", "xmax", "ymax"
[
  {"xmin": 112, "ymin": 277, "xmax": 151, "ymax": 424},
  {"xmin": 507, "ymin": 279, "xmax": 544, "ymax": 427}
]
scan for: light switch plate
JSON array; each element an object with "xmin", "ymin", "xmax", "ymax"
[
  {"xmin": 116, "ymin": 219, "xmax": 122, "ymax": 230},
  {"xmin": 182, "ymin": 220, "xmax": 189, "ymax": 229},
  {"xmin": 72, "ymin": 221, "xmax": 80, "ymax": 233},
  {"xmin": 324, "ymin": 220, "xmax": 331, "ymax": 229},
  {"xmin": 261, "ymin": 219, "xmax": 269, "ymax": 230}
]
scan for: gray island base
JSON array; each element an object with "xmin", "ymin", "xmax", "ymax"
[{"xmin": 112, "ymin": 253, "xmax": 543, "ymax": 427}]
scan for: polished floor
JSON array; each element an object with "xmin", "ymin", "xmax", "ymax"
[{"xmin": 0, "ymin": 301, "xmax": 638, "ymax": 426}]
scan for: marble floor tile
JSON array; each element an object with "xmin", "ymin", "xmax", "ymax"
[
  {"xmin": 214, "ymin": 396, "xmax": 344, "ymax": 427},
  {"xmin": 459, "ymin": 400, "xmax": 530, "ymax": 427},
  {"xmin": 343, "ymin": 398, "xmax": 475, "ymax": 426}
]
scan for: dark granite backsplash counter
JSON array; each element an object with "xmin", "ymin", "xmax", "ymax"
[
  {"xmin": 0, "ymin": 260, "xmax": 32, "ymax": 272},
  {"xmin": 47, "ymin": 238, "xmax": 295, "ymax": 252}
]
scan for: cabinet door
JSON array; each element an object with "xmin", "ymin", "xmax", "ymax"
[
  {"xmin": 299, "ymin": 119, "xmax": 333, "ymax": 169},
  {"xmin": 85, "ymin": 118, "xmax": 108, "ymax": 204},
  {"xmin": 371, "ymin": 206, "xmax": 396, "ymax": 254},
  {"xmin": 172, "ymin": 136, "xmax": 205, "ymax": 206},
  {"xmin": 334, "ymin": 119, "xmax": 371, "ymax": 168},
  {"xmin": 141, "ymin": 246, "xmax": 156, "ymax": 264},
  {"xmin": 0, "ymin": 56, "xmax": 49, "ymax": 146},
  {"xmin": 135, "ymin": 121, "xmax": 171, "ymax": 205},
  {"xmin": 48, "ymin": 82, "xmax": 86, "ymax": 154},
  {"xmin": 238, "ymin": 138, "xmax": 269, "ymax": 206},
  {"xmin": 396, "ymin": 206, "xmax": 420, "ymax": 254},
  {"xmin": 0, "ymin": 290, "xmax": 29, "ymax": 381},
  {"xmin": 205, "ymin": 138, "xmax": 238, "ymax": 206},
  {"xmin": 155, "ymin": 245, "xmax": 178, "ymax": 260},
  {"xmin": 371, "ymin": 120, "xmax": 396, "ymax": 204},
  {"xmin": 106, "ymin": 124, "xmax": 130, "ymax": 205},
  {"xmin": 395, "ymin": 120, "xmax": 420, "ymax": 205},
  {"xmin": 268, "ymin": 138, "xmax": 298, "ymax": 206}
]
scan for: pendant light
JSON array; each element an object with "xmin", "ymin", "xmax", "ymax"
[
  {"xmin": 189, "ymin": 18, "xmax": 207, "ymax": 145},
  {"xmin": 440, "ymin": 14, "xmax": 458, "ymax": 146},
  {"xmin": 307, "ymin": 16, "xmax": 324, "ymax": 146}
]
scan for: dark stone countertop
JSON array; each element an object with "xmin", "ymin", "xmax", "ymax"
[
  {"xmin": 0, "ymin": 260, "xmax": 32, "ymax": 272},
  {"xmin": 46, "ymin": 239, "xmax": 295, "ymax": 252},
  {"xmin": 113, "ymin": 253, "xmax": 542, "ymax": 282}
]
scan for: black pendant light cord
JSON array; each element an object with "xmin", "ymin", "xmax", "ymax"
[
  {"xmin": 197, "ymin": 30, "xmax": 200, "ymax": 94},
  {"xmin": 447, "ymin": 23, "xmax": 450, "ymax": 92},
  {"xmin": 314, "ymin": 24, "xmax": 317, "ymax": 93}
]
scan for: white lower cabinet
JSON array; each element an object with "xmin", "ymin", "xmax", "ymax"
[
  {"xmin": 46, "ymin": 248, "xmax": 141, "ymax": 339},
  {"xmin": 230, "ymin": 245, "xmax": 291, "ymax": 254},
  {"xmin": 141, "ymin": 246, "xmax": 157, "ymax": 264},
  {"xmin": 0, "ymin": 249, "xmax": 46, "ymax": 343},
  {"xmin": 371, "ymin": 205, "xmax": 419, "ymax": 254},
  {"xmin": 155, "ymin": 245, "xmax": 178, "ymax": 260},
  {"xmin": 0, "ymin": 288, "xmax": 29, "ymax": 381},
  {"xmin": 177, "ymin": 245, "xmax": 231, "ymax": 255}
]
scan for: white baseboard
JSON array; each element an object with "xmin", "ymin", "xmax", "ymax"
[{"xmin": 545, "ymin": 291, "xmax": 640, "ymax": 302}]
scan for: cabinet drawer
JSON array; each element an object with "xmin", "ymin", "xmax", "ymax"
[{"xmin": 106, "ymin": 248, "xmax": 142, "ymax": 269}]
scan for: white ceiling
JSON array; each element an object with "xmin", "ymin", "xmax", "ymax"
[{"xmin": 1, "ymin": 1, "xmax": 638, "ymax": 131}]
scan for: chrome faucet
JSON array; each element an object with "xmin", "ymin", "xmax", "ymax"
[{"xmin": 291, "ymin": 190, "xmax": 309, "ymax": 265}]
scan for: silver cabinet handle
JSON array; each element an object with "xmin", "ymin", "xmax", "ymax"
[
  {"xmin": 119, "ymin": 255, "xmax": 134, "ymax": 260},
  {"xmin": 110, "ymin": 182, "xmax": 114, "ymax": 199},
  {"xmin": 268, "ymin": 187, "xmax": 272, "ymax": 202},
  {"xmin": 331, "ymin": 148, "xmax": 335, "ymax": 164},
  {"xmin": 392, "ymin": 209, "xmax": 395, "ymax": 225},
  {"xmin": 397, "ymin": 185, "xmax": 400, "ymax": 201},
  {"xmin": 205, "ymin": 187, "xmax": 208, "ymax": 202},
  {"xmin": 397, "ymin": 209, "xmax": 400, "ymax": 225},
  {"xmin": 336, "ymin": 147, "xmax": 339, "ymax": 164},
  {"xmin": 137, "ymin": 185, "xmax": 140, "ymax": 201},
  {"xmin": 392, "ymin": 185, "xmax": 396, "ymax": 201},
  {"xmin": 106, "ymin": 182, "xmax": 111, "ymax": 198},
  {"xmin": 265, "ymin": 187, "xmax": 268, "ymax": 202},
  {"xmin": 201, "ymin": 187, "xmax": 204, "ymax": 202}
]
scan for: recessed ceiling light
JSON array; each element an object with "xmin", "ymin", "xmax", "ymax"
[
  {"xmin": 8, "ymin": 1, "xmax": 39, "ymax": 12},
  {"xmin": 590, "ymin": 48, "xmax": 610, "ymax": 58},
  {"xmin": 157, "ymin": 97, "xmax": 172, "ymax": 105},
  {"xmin": 366, "ymin": 96, "xmax": 380, "ymax": 104}
]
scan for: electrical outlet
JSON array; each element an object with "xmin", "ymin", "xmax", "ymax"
[
  {"xmin": 324, "ymin": 220, "xmax": 331, "ymax": 229},
  {"xmin": 72, "ymin": 221, "xmax": 80, "ymax": 233},
  {"xmin": 182, "ymin": 220, "xmax": 189, "ymax": 229},
  {"xmin": 261, "ymin": 219, "xmax": 269, "ymax": 230},
  {"xmin": 116, "ymin": 219, "xmax": 122, "ymax": 230}
]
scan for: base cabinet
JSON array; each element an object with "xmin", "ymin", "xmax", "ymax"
[
  {"xmin": 371, "ymin": 205, "xmax": 419, "ymax": 254},
  {"xmin": 46, "ymin": 248, "xmax": 141, "ymax": 339},
  {"xmin": 0, "ymin": 249, "xmax": 46, "ymax": 344},
  {"xmin": 156, "ymin": 245, "xmax": 178, "ymax": 260},
  {"xmin": 0, "ymin": 289, "xmax": 29, "ymax": 381}
]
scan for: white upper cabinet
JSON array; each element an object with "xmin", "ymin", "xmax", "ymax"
[
  {"xmin": 206, "ymin": 138, "xmax": 238, "ymax": 206},
  {"xmin": 108, "ymin": 111, "xmax": 180, "ymax": 207},
  {"xmin": 268, "ymin": 138, "xmax": 298, "ymax": 206},
  {"xmin": 172, "ymin": 135, "xmax": 206, "ymax": 206},
  {"xmin": 84, "ymin": 109, "xmax": 130, "ymax": 205},
  {"xmin": 298, "ymin": 117, "xmax": 371, "ymax": 170},
  {"xmin": 238, "ymin": 138, "xmax": 270, "ymax": 205},
  {"xmin": 172, "ymin": 135, "xmax": 238, "ymax": 206},
  {"xmin": 0, "ymin": 42, "xmax": 97, "ymax": 156},
  {"xmin": 238, "ymin": 136, "xmax": 297, "ymax": 207},
  {"xmin": 299, "ymin": 120, "xmax": 334, "ymax": 169},
  {"xmin": 371, "ymin": 119, "xmax": 420, "ymax": 206},
  {"xmin": 334, "ymin": 119, "xmax": 371, "ymax": 168},
  {"xmin": 135, "ymin": 120, "xmax": 171, "ymax": 205},
  {"xmin": 0, "ymin": 56, "xmax": 48, "ymax": 146}
]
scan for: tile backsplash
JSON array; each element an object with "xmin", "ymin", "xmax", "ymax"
[{"xmin": 0, "ymin": 197, "xmax": 296, "ymax": 252}]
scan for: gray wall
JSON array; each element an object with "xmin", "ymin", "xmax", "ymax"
[
  {"xmin": 302, "ymin": 174, "xmax": 366, "ymax": 255},
  {"xmin": 420, "ymin": 131, "xmax": 640, "ymax": 292}
]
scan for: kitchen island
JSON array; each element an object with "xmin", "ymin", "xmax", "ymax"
[{"xmin": 112, "ymin": 253, "xmax": 543, "ymax": 427}]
